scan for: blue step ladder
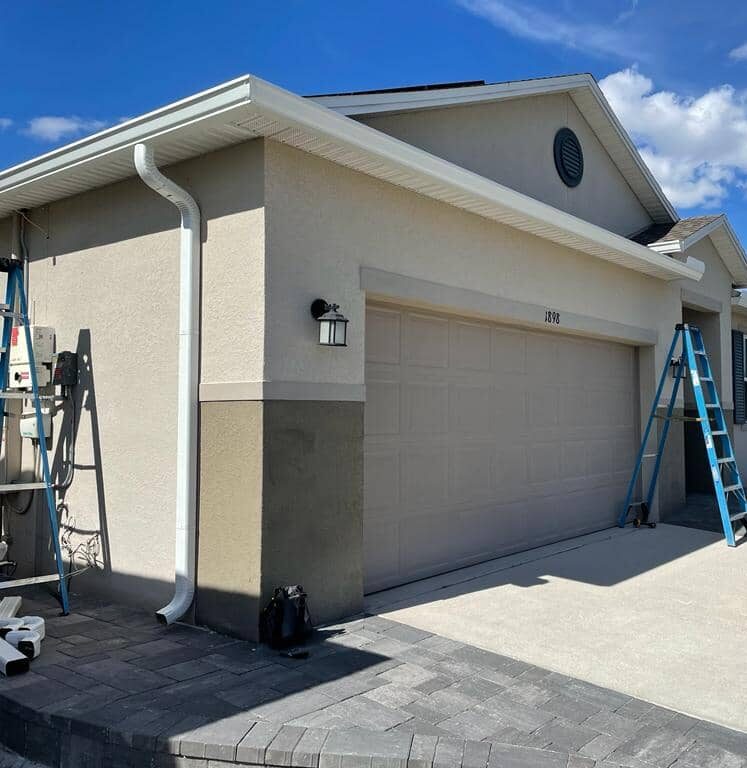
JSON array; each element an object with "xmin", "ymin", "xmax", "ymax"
[
  {"xmin": 619, "ymin": 323, "xmax": 746, "ymax": 546},
  {"xmin": 0, "ymin": 256, "xmax": 70, "ymax": 614}
]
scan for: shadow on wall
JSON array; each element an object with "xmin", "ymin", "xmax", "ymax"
[
  {"xmin": 29, "ymin": 329, "xmax": 112, "ymax": 596},
  {"xmin": 28, "ymin": 141, "xmax": 264, "ymax": 257}
]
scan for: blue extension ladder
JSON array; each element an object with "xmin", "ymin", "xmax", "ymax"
[
  {"xmin": 0, "ymin": 257, "xmax": 70, "ymax": 613},
  {"xmin": 619, "ymin": 323, "xmax": 746, "ymax": 546}
]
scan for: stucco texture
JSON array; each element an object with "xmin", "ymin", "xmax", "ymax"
[
  {"xmin": 0, "ymin": 139, "xmax": 265, "ymax": 609},
  {"xmin": 358, "ymin": 93, "xmax": 653, "ymax": 237}
]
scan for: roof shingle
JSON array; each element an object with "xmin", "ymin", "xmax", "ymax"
[{"xmin": 632, "ymin": 215, "xmax": 721, "ymax": 247}]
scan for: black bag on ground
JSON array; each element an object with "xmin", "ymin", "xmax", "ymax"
[{"xmin": 260, "ymin": 585, "xmax": 313, "ymax": 648}]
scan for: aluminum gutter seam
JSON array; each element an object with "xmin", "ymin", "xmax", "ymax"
[
  {"xmin": 0, "ymin": 74, "xmax": 700, "ymax": 282},
  {"xmin": 311, "ymin": 73, "xmax": 679, "ymax": 225},
  {"xmin": 249, "ymin": 77, "xmax": 701, "ymax": 282}
]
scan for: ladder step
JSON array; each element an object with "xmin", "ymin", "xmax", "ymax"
[
  {"xmin": 730, "ymin": 511, "xmax": 747, "ymax": 522},
  {"xmin": 723, "ymin": 484, "xmax": 743, "ymax": 493},
  {"xmin": 717, "ymin": 457, "xmax": 736, "ymax": 464},
  {"xmin": 642, "ymin": 453, "xmax": 658, "ymax": 459},
  {"xmin": 695, "ymin": 350, "xmax": 707, "ymax": 356},
  {"xmin": 705, "ymin": 403, "xmax": 720, "ymax": 409},
  {"xmin": 0, "ymin": 574, "xmax": 62, "ymax": 589},
  {"xmin": 0, "ymin": 482, "xmax": 47, "ymax": 493},
  {"xmin": 701, "ymin": 376, "xmax": 713, "ymax": 382},
  {"xmin": 712, "ymin": 430, "xmax": 728, "ymax": 436},
  {"xmin": 0, "ymin": 392, "xmax": 55, "ymax": 400}
]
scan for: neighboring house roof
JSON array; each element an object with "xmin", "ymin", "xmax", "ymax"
[
  {"xmin": 309, "ymin": 74, "xmax": 678, "ymax": 225},
  {"xmin": 633, "ymin": 215, "xmax": 747, "ymax": 286},
  {"xmin": 732, "ymin": 292, "xmax": 747, "ymax": 315},
  {"xmin": 632, "ymin": 216, "xmax": 721, "ymax": 248},
  {"xmin": 0, "ymin": 74, "xmax": 702, "ymax": 282}
]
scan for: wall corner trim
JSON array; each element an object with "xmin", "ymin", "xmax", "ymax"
[{"xmin": 361, "ymin": 266, "xmax": 658, "ymax": 346}]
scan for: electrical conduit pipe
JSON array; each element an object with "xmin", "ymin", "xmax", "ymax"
[{"xmin": 134, "ymin": 144, "xmax": 200, "ymax": 624}]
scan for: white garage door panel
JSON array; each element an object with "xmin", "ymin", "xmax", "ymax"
[{"xmin": 364, "ymin": 305, "xmax": 639, "ymax": 593}]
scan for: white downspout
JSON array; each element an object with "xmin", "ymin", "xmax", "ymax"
[{"xmin": 134, "ymin": 143, "xmax": 200, "ymax": 625}]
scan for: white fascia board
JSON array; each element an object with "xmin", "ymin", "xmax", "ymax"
[
  {"xmin": 732, "ymin": 292, "xmax": 747, "ymax": 315},
  {"xmin": 250, "ymin": 77, "xmax": 700, "ymax": 282},
  {"xmin": 582, "ymin": 78, "xmax": 678, "ymax": 224},
  {"xmin": 0, "ymin": 76, "xmax": 253, "ymax": 198},
  {"xmin": 668, "ymin": 215, "xmax": 747, "ymax": 287},
  {"xmin": 0, "ymin": 73, "xmax": 700, "ymax": 283},
  {"xmin": 312, "ymin": 73, "xmax": 679, "ymax": 225},
  {"xmin": 309, "ymin": 74, "xmax": 593, "ymax": 115}
]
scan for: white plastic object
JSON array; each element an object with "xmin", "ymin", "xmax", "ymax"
[
  {"xmin": 5, "ymin": 629, "xmax": 41, "ymax": 659},
  {"xmin": 9, "ymin": 325, "xmax": 55, "ymax": 389},
  {"xmin": 0, "ymin": 596, "xmax": 21, "ymax": 618},
  {"xmin": 134, "ymin": 143, "xmax": 199, "ymax": 625},
  {"xmin": 18, "ymin": 616, "xmax": 45, "ymax": 640},
  {"xmin": 0, "ymin": 636, "xmax": 29, "ymax": 675},
  {"xmin": 0, "ymin": 618, "xmax": 24, "ymax": 637}
]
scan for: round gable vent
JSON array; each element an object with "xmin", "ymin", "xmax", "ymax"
[{"xmin": 554, "ymin": 128, "xmax": 584, "ymax": 187}]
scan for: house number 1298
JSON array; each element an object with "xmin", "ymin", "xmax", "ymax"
[{"xmin": 544, "ymin": 310, "xmax": 560, "ymax": 325}]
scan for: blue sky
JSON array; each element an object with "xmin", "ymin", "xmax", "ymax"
[{"xmin": 2, "ymin": 1, "xmax": 747, "ymax": 240}]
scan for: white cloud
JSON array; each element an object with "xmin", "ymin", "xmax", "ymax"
[
  {"xmin": 0, "ymin": 118, "xmax": 12, "ymax": 131},
  {"xmin": 600, "ymin": 67, "xmax": 747, "ymax": 209},
  {"xmin": 730, "ymin": 42, "xmax": 747, "ymax": 61},
  {"xmin": 456, "ymin": 0, "xmax": 641, "ymax": 59},
  {"xmin": 25, "ymin": 116, "xmax": 107, "ymax": 142}
]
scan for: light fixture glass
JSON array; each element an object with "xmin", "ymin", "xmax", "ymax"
[{"xmin": 310, "ymin": 299, "xmax": 349, "ymax": 347}]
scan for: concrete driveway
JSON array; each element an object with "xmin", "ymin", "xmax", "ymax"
[{"xmin": 366, "ymin": 524, "xmax": 747, "ymax": 732}]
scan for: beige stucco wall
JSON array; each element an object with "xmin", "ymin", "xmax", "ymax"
[
  {"xmin": 677, "ymin": 237, "xmax": 735, "ymax": 408},
  {"xmin": 357, "ymin": 94, "xmax": 653, "ymax": 237},
  {"xmin": 0, "ymin": 139, "xmax": 265, "ymax": 609},
  {"xmin": 263, "ymin": 140, "xmax": 704, "ymax": 522},
  {"xmin": 197, "ymin": 400, "xmax": 263, "ymax": 637},
  {"xmin": 264, "ymin": 140, "xmax": 680, "ymax": 390},
  {"xmin": 732, "ymin": 310, "xmax": 747, "ymax": 480}
]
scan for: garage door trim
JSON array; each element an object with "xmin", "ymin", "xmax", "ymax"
[{"xmin": 361, "ymin": 267, "xmax": 657, "ymax": 347}]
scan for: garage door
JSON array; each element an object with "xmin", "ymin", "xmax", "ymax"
[{"xmin": 364, "ymin": 304, "xmax": 639, "ymax": 593}]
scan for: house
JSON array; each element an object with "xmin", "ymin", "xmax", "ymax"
[{"xmin": 1, "ymin": 73, "xmax": 746, "ymax": 641}]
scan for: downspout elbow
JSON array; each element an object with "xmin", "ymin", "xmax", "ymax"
[{"xmin": 134, "ymin": 143, "xmax": 200, "ymax": 625}]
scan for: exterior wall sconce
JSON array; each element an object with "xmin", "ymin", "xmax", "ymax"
[{"xmin": 310, "ymin": 299, "xmax": 349, "ymax": 347}]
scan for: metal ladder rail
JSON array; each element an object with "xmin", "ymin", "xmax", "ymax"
[
  {"xmin": 618, "ymin": 328, "xmax": 682, "ymax": 528},
  {"xmin": 0, "ymin": 264, "xmax": 70, "ymax": 614},
  {"xmin": 686, "ymin": 327, "xmax": 746, "ymax": 546}
]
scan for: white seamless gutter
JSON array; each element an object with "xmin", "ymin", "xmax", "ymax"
[
  {"xmin": 133, "ymin": 143, "xmax": 200, "ymax": 625},
  {"xmin": 0, "ymin": 74, "xmax": 703, "ymax": 283}
]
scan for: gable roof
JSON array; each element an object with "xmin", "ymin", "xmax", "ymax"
[
  {"xmin": 309, "ymin": 74, "xmax": 678, "ymax": 225},
  {"xmin": 633, "ymin": 215, "xmax": 747, "ymax": 286},
  {"xmin": 632, "ymin": 216, "xmax": 721, "ymax": 248},
  {"xmin": 0, "ymin": 74, "xmax": 702, "ymax": 283}
]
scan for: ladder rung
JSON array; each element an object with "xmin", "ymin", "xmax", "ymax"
[
  {"xmin": 701, "ymin": 376, "xmax": 713, "ymax": 382},
  {"xmin": 0, "ymin": 392, "xmax": 55, "ymax": 400},
  {"xmin": 723, "ymin": 484, "xmax": 743, "ymax": 493},
  {"xmin": 694, "ymin": 350, "xmax": 707, "ymax": 356},
  {"xmin": 0, "ymin": 574, "xmax": 61, "ymax": 589},
  {"xmin": 705, "ymin": 403, "xmax": 720, "ymax": 409},
  {"xmin": 730, "ymin": 511, "xmax": 747, "ymax": 522},
  {"xmin": 642, "ymin": 453, "xmax": 658, "ymax": 459},
  {"xmin": 0, "ymin": 482, "xmax": 47, "ymax": 493},
  {"xmin": 712, "ymin": 430, "xmax": 728, "ymax": 436},
  {"xmin": 717, "ymin": 457, "xmax": 735, "ymax": 464}
]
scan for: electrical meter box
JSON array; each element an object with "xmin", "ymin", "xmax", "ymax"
[
  {"xmin": 20, "ymin": 406, "xmax": 52, "ymax": 439},
  {"xmin": 9, "ymin": 326, "xmax": 54, "ymax": 389}
]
